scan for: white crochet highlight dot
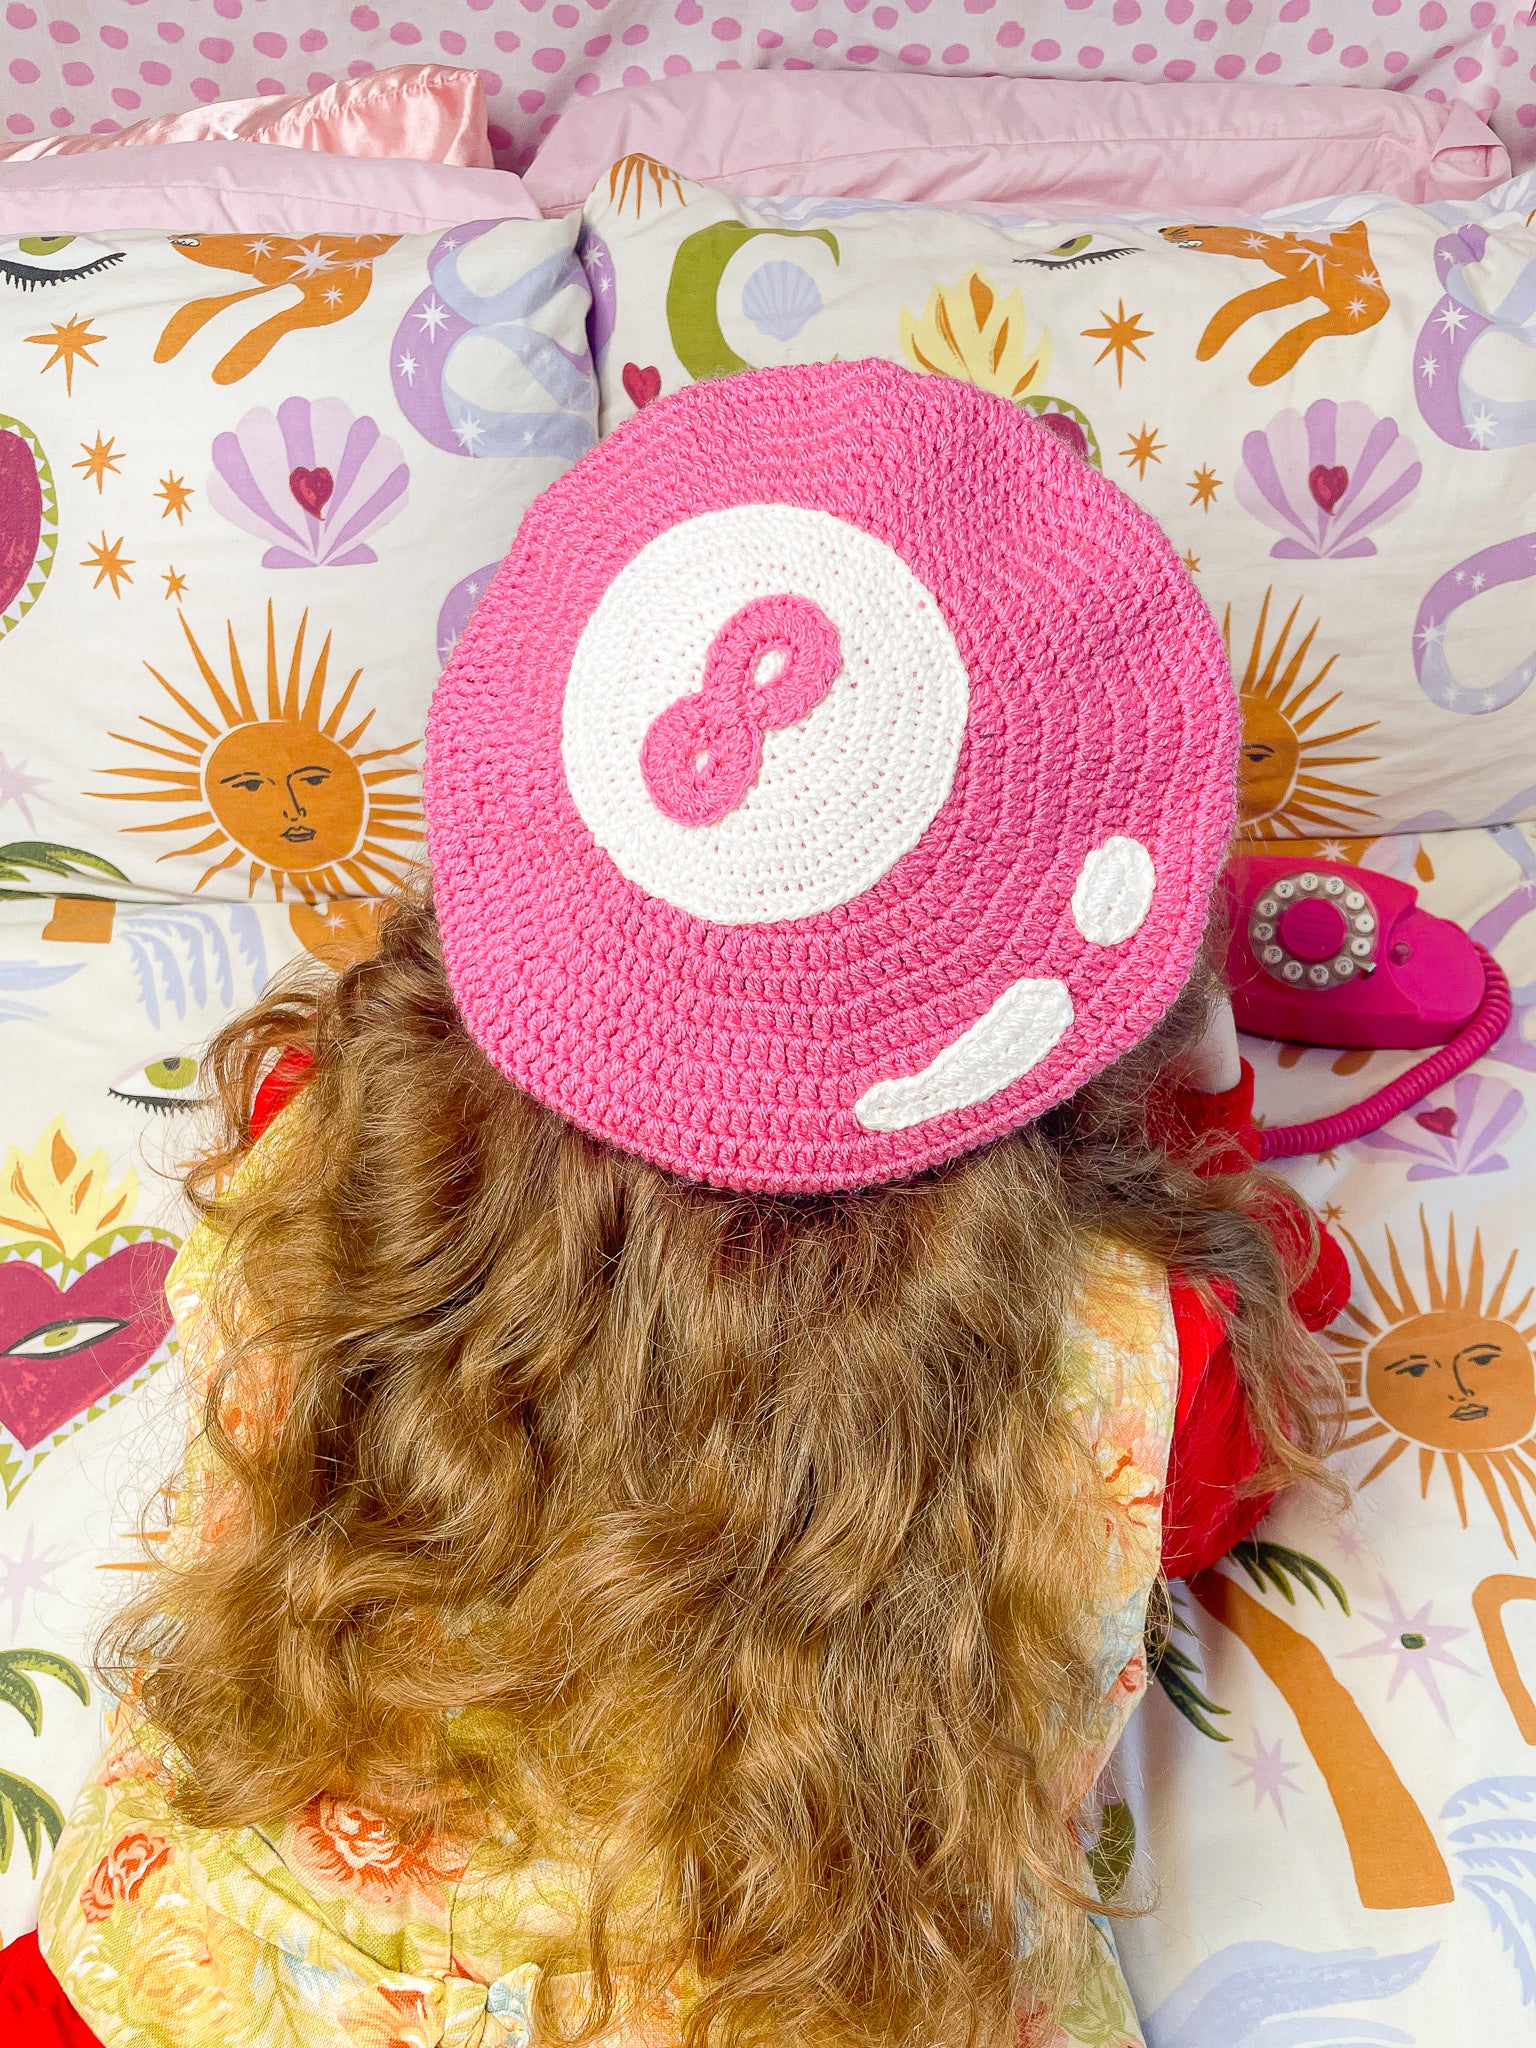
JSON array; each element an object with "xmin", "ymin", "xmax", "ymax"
[
  {"xmin": 562, "ymin": 504, "xmax": 971, "ymax": 925},
  {"xmin": 854, "ymin": 979, "xmax": 1074, "ymax": 1132},
  {"xmin": 1071, "ymin": 837, "xmax": 1156, "ymax": 947}
]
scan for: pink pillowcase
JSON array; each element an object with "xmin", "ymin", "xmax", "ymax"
[
  {"xmin": 0, "ymin": 64, "xmax": 492, "ymax": 171},
  {"xmin": 0, "ymin": 139, "xmax": 537, "ymax": 234},
  {"xmin": 525, "ymin": 71, "xmax": 1510, "ymax": 217}
]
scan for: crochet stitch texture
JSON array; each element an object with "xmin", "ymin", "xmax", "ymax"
[{"xmin": 425, "ymin": 359, "xmax": 1238, "ymax": 1193}]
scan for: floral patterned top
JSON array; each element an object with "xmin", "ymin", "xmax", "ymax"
[{"xmin": 39, "ymin": 1184, "xmax": 1177, "ymax": 2048}]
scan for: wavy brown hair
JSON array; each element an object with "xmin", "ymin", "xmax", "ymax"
[{"xmin": 104, "ymin": 884, "xmax": 1343, "ymax": 2048}]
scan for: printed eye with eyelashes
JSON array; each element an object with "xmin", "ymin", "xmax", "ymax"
[
  {"xmin": 1016, "ymin": 234, "xmax": 1135, "ymax": 271},
  {"xmin": 109, "ymin": 1054, "xmax": 204, "ymax": 1113},
  {"xmin": 0, "ymin": 234, "xmax": 125, "ymax": 290},
  {"xmin": 4, "ymin": 1316, "xmax": 128, "ymax": 1360}
]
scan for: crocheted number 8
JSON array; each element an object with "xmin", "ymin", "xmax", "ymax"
[{"xmin": 639, "ymin": 595, "xmax": 843, "ymax": 827}]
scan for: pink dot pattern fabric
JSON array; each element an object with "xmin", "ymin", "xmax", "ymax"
[{"xmin": 0, "ymin": 1, "xmax": 1531, "ymax": 172}]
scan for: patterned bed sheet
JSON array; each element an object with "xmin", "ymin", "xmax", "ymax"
[{"xmin": 2, "ymin": 819, "xmax": 1535, "ymax": 2046}]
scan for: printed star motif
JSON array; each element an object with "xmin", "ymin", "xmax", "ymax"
[
  {"xmin": 1242, "ymin": 232, "xmax": 1268, "ymax": 250},
  {"xmin": 73, "ymin": 431, "xmax": 124, "ymax": 493},
  {"xmin": 1081, "ymin": 300, "xmax": 1153, "ymax": 387},
  {"xmin": 0, "ymin": 1526, "xmax": 63, "ymax": 1634},
  {"xmin": 322, "ymin": 284, "xmax": 344, "ymax": 306},
  {"xmin": 1345, "ymin": 297, "xmax": 1368, "ymax": 321},
  {"xmin": 1180, "ymin": 549, "xmax": 1201, "ymax": 574},
  {"xmin": 1188, "ymin": 463, "xmax": 1221, "ymax": 511},
  {"xmin": 1231, "ymin": 1731, "xmax": 1303, "ymax": 1823},
  {"xmin": 286, "ymin": 238, "xmax": 339, "ymax": 280},
  {"xmin": 1332, "ymin": 1515, "xmax": 1367, "ymax": 1565},
  {"xmin": 1317, "ymin": 840, "xmax": 1349, "ymax": 861},
  {"xmin": 1470, "ymin": 569, "xmax": 1487, "ymax": 590},
  {"xmin": 1120, "ymin": 423, "xmax": 1164, "ymax": 478},
  {"xmin": 1357, "ymin": 268, "xmax": 1382, "ymax": 290},
  {"xmin": 416, "ymin": 297, "xmax": 450, "ymax": 338},
  {"xmin": 1340, "ymin": 1581, "xmax": 1475, "ymax": 1726},
  {"xmin": 1321, "ymin": 1200, "xmax": 1345, "ymax": 1224},
  {"xmin": 26, "ymin": 312, "xmax": 106, "ymax": 395},
  {"xmin": 0, "ymin": 750, "xmax": 47, "ymax": 830},
  {"xmin": 1419, "ymin": 353, "xmax": 1439, "ymax": 384},
  {"xmin": 1416, "ymin": 618, "xmax": 1444, "ymax": 648},
  {"xmin": 81, "ymin": 531, "xmax": 134, "ymax": 596},
  {"xmin": 162, "ymin": 565, "xmax": 188, "ymax": 603},
  {"xmin": 1467, "ymin": 406, "xmax": 1498, "ymax": 447},
  {"xmin": 1437, "ymin": 301, "xmax": 1469, "ymax": 336},
  {"xmin": 155, "ymin": 471, "xmax": 194, "ymax": 523},
  {"xmin": 453, "ymin": 410, "xmax": 487, "ymax": 451},
  {"xmin": 244, "ymin": 236, "xmax": 275, "ymax": 260},
  {"xmin": 396, "ymin": 350, "xmax": 419, "ymax": 384}
]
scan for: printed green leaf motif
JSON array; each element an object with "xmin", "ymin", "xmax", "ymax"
[
  {"xmin": 1228, "ymin": 1540, "xmax": 1350, "ymax": 1615},
  {"xmin": 1087, "ymin": 1798, "xmax": 1136, "ymax": 1904},
  {"xmin": 0, "ymin": 1768, "xmax": 66, "ymax": 1876},
  {"xmin": 1148, "ymin": 1583, "xmax": 1231, "ymax": 1743},
  {"xmin": 0, "ymin": 839, "xmax": 128, "ymax": 902}
]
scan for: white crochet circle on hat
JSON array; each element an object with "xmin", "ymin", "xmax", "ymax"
[
  {"xmin": 1072, "ymin": 837, "xmax": 1157, "ymax": 946},
  {"xmin": 561, "ymin": 504, "xmax": 971, "ymax": 925}
]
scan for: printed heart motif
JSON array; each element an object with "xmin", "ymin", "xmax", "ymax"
[
  {"xmin": 289, "ymin": 465, "xmax": 334, "ymax": 518},
  {"xmin": 1308, "ymin": 464, "xmax": 1349, "ymax": 516},
  {"xmin": 0, "ymin": 1239, "xmax": 176, "ymax": 1450},
  {"xmin": 623, "ymin": 363, "xmax": 662, "ymax": 411},
  {"xmin": 1415, "ymin": 1107, "xmax": 1458, "ymax": 1137}
]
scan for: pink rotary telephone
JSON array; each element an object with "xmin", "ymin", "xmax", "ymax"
[{"xmin": 1222, "ymin": 854, "xmax": 1511, "ymax": 1161}]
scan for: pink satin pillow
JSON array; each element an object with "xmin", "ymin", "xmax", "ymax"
[
  {"xmin": 0, "ymin": 64, "xmax": 492, "ymax": 171},
  {"xmin": 525, "ymin": 70, "xmax": 1509, "ymax": 217}
]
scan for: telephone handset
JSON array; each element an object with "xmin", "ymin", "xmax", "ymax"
[{"xmin": 1221, "ymin": 854, "xmax": 1510, "ymax": 1161}]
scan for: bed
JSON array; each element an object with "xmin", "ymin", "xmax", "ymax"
[{"xmin": 3, "ymin": 29, "xmax": 1536, "ymax": 2045}]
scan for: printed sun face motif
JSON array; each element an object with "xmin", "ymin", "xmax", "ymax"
[
  {"xmin": 94, "ymin": 604, "xmax": 421, "ymax": 901},
  {"xmin": 1224, "ymin": 588, "xmax": 1379, "ymax": 842},
  {"xmin": 1333, "ymin": 1214, "xmax": 1536, "ymax": 1553}
]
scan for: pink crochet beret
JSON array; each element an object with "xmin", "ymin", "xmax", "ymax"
[{"xmin": 425, "ymin": 359, "xmax": 1238, "ymax": 1193}]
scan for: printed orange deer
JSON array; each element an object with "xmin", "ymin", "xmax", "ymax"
[
  {"xmin": 1160, "ymin": 221, "xmax": 1390, "ymax": 387},
  {"xmin": 154, "ymin": 234, "xmax": 400, "ymax": 386}
]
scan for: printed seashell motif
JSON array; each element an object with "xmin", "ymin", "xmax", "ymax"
[
  {"xmin": 208, "ymin": 397, "xmax": 409, "ymax": 569},
  {"xmin": 740, "ymin": 260, "xmax": 824, "ymax": 343},
  {"xmin": 1236, "ymin": 398, "xmax": 1421, "ymax": 561}
]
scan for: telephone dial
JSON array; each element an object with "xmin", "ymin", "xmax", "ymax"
[{"xmin": 1221, "ymin": 854, "xmax": 1510, "ymax": 1161}]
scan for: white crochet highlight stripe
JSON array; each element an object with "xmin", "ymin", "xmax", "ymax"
[{"xmin": 853, "ymin": 979, "xmax": 1074, "ymax": 1133}]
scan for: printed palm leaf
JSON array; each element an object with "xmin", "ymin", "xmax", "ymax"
[
  {"xmin": 0, "ymin": 1647, "xmax": 89, "ymax": 1876},
  {"xmin": 0, "ymin": 839, "xmax": 127, "ymax": 902},
  {"xmin": 1148, "ymin": 1582, "xmax": 1231, "ymax": 1741},
  {"xmin": 1442, "ymin": 1778, "xmax": 1536, "ymax": 2006},
  {"xmin": 1144, "ymin": 1937, "xmax": 1437, "ymax": 2048},
  {"xmin": 1227, "ymin": 1539, "xmax": 1350, "ymax": 1614},
  {"xmin": 0, "ymin": 1767, "xmax": 68, "ymax": 1876}
]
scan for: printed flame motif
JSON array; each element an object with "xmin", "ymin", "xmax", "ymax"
[
  {"xmin": 900, "ymin": 269, "xmax": 1052, "ymax": 404},
  {"xmin": 0, "ymin": 1118, "xmax": 136, "ymax": 1264}
]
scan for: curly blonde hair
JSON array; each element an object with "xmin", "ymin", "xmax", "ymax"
[{"xmin": 104, "ymin": 885, "xmax": 1342, "ymax": 2048}]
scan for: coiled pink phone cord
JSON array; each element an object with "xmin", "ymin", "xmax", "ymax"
[{"xmin": 1256, "ymin": 945, "xmax": 1512, "ymax": 1162}]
